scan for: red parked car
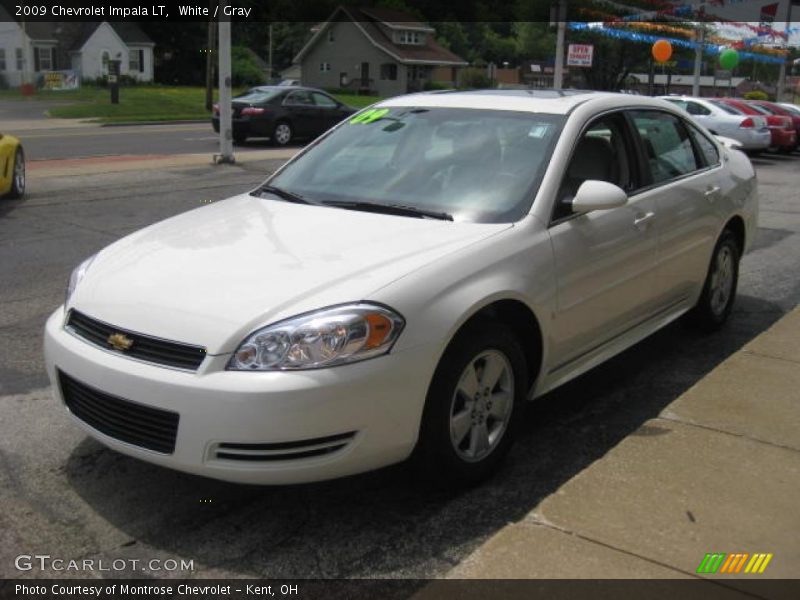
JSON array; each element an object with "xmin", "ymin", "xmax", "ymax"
[
  {"xmin": 746, "ymin": 100, "xmax": 800, "ymax": 150},
  {"xmin": 715, "ymin": 98, "xmax": 797, "ymax": 153}
]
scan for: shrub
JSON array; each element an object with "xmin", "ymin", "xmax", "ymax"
[
  {"xmin": 231, "ymin": 47, "xmax": 266, "ymax": 87},
  {"xmin": 459, "ymin": 69, "xmax": 493, "ymax": 90},
  {"xmin": 743, "ymin": 90, "xmax": 769, "ymax": 101}
]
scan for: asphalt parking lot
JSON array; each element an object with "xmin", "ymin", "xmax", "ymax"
[{"xmin": 1, "ymin": 151, "xmax": 799, "ymax": 580}]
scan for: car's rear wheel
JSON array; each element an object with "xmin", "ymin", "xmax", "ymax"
[
  {"xmin": 7, "ymin": 147, "xmax": 25, "ymax": 199},
  {"xmin": 272, "ymin": 121, "xmax": 293, "ymax": 146},
  {"xmin": 687, "ymin": 229, "xmax": 740, "ymax": 331},
  {"xmin": 413, "ymin": 320, "xmax": 526, "ymax": 487}
]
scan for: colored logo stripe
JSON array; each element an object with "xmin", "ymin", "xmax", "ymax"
[
  {"xmin": 744, "ymin": 553, "xmax": 773, "ymax": 574},
  {"xmin": 697, "ymin": 553, "xmax": 773, "ymax": 574},
  {"xmin": 697, "ymin": 553, "xmax": 726, "ymax": 574}
]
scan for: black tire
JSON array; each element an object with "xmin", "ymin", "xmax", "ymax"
[
  {"xmin": 412, "ymin": 320, "xmax": 527, "ymax": 488},
  {"xmin": 271, "ymin": 121, "xmax": 293, "ymax": 147},
  {"xmin": 6, "ymin": 147, "xmax": 25, "ymax": 199},
  {"xmin": 687, "ymin": 229, "xmax": 740, "ymax": 331}
]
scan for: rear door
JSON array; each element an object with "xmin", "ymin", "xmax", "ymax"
[{"xmin": 626, "ymin": 110, "xmax": 721, "ymax": 309}]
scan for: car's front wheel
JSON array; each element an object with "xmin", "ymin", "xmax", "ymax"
[
  {"xmin": 687, "ymin": 229, "xmax": 740, "ymax": 331},
  {"xmin": 413, "ymin": 320, "xmax": 527, "ymax": 487},
  {"xmin": 271, "ymin": 121, "xmax": 293, "ymax": 146},
  {"xmin": 6, "ymin": 147, "xmax": 25, "ymax": 199}
]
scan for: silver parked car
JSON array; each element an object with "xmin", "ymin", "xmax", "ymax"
[{"xmin": 660, "ymin": 96, "xmax": 771, "ymax": 152}]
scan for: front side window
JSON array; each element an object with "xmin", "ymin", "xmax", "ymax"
[
  {"xmin": 267, "ymin": 107, "xmax": 565, "ymax": 223},
  {"xmin": 630, "ymin": 111, "xmax": 700, "ymax": 185},
  {"xmin": 312, "ymin": 92, "xmax": 337, "ymax": 108},
  {"xmin": 284, "ymin": 90, "xmax": 313, "ymax": 106},
  {"xmin": 555, "ymin": 112, "xmax": 638, "ymax": 221}
]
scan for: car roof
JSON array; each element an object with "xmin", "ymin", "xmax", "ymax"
[
  {"xmin": 249, "ymin": 85, "xmax": 327, "ymax": 94},
  {"xmin": 378, "ymin": 89, "xmax": 674, "ymax": 115}
]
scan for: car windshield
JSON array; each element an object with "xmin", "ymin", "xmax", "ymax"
[
  {"xmin": 234, "ymin": 89, "xmax": 281, "ymax": 104},
  {"xmin": 266, "ymin": 107, "xmax": 565, "ymax": 223}
]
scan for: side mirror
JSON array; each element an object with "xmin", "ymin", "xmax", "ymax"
[{"xmin": 571, "ymin": 180, "xmax": 628, "ymax": 213}]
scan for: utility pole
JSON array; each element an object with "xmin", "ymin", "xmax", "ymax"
[
  {"xmin": 268, "ymin": 24, "xmax": 273, "ymax": 84},
  {"xmin": 692, "ymin": 1, "xmax": 705, "ymax": 97},
  {"xmin": 205, "ymin": 4, "xmax": 216, "ymax": 111},
  {"xmin": 692, "ymin": 27, "xmax": 704, "ymax": 96},
  {"xmin": 553, "ymin": 0, "xmax": 567, "ymax": 89},
  {"xmin": 217, "ymin": 0, "xmax": 234, "ymax": 163},
  {"xmin": 775, "ymin": 1, "xmax": 793, "ymax": 102}
]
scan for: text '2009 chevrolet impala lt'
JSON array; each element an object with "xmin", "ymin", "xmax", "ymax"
[{"xmin": 44, "ymin": 91, "xmax": 757, "ymax": 486}]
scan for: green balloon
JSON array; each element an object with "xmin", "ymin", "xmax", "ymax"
[{"xmin": 720, "ymin": 49, "xmax": 740, "ymax": 70}]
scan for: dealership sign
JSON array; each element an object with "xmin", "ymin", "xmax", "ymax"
[{"xmin": 567, "ymin": 44, "xmax": 594, "ymax": 67}]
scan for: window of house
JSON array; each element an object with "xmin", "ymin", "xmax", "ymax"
[
  {"xmin": 397, "ymin": 31, "xmax": 423, "ymax": 45},
  {"xmin": 0, "ymin": 49, "xmax": 6, "ymax": 72},
  {"xmin": 319, "ymin": 62, "xmax": 331, "ymax": 72},
  {"xmin": 101, "ymin": 50, "xmax": 110, "ymax": 74},
  {"xmin": 129, "ymin": 49, "xmax": 143, "ymax": 72},
  {"xmin": 327, "ymin": 28, "xmax": 334, "ymax": 42},
  {"xmin": 35, "ymin": 47, "xmax": 53, "ymax": 71},
  {"xmin": 380, "ymin": 63, "xmax": 397, "ymax": 81},
  {"xmin": 15, "ymin": 48, "xmax": 23, "ymax": 70}
]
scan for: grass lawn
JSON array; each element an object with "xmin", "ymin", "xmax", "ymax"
[{"xmin": 0, "ymin": 86, "xmax": 382, "ymax": 123}]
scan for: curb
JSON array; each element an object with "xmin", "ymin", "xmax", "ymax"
[{"xmin": 100, "ymin": 119, "xmax": 209, "ymax": 127}]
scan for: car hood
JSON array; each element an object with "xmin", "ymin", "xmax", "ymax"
[{"xmin": 70, "ymin": 194, "xmax": 511, "ymax": 354}]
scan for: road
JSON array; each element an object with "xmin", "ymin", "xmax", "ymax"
[
  {"xmin": 10, "ymin": 123, "xmax": 285, "ymax": 160},
  {"xmin": 1, "ymin": 151, "xmax": 799, "ymax": 579}
]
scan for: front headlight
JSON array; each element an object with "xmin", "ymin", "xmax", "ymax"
[
  {"xmin": 228, "ymin": 304, "xmax": 405, "ymax": 371},
  {"xmin": 65, "ymin": 253, "xmax": 97, "ymax": 306}
]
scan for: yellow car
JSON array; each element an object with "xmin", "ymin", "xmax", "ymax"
[{"xmin": 0, "ymin": 133, "xmax": 25, "ymax": 199}]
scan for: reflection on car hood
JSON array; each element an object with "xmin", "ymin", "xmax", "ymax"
[{"xmin": 70, "ymin": 194, "xmax": 511, "ymax": 353}]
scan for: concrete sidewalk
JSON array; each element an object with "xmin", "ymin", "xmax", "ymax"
[{"xmin": 448, "ymin": 307, "xmax": 800, "ymax": 582}]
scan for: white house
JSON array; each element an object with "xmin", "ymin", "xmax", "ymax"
[{"xmin": 0, "ymin": 8, "xmax": 154, "ymax": 87}]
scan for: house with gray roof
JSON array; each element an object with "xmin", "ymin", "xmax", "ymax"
[
  {"xmin": 0, "ymin": 7, "xmax": 154, "ymax": 87},
  {"xmin": 293, "ymin": 6, "xmax": 467, "ymax": 97}
]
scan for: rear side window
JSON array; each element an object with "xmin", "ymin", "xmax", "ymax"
[
  {"xmin": 687, "ymin": 124, "xmax": 720, "ymax": 167},
  {"xmin": 630, "ymin": 111, "xmax": 700, "ymax": 185},
  {"xmin": 686, "ymin": 101, "xmax": 711, "ymax": 116}
]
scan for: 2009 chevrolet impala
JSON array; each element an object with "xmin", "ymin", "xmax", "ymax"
[{"xmin": 44, "ymin": 91, "xmax": 757, "ymax": 486}]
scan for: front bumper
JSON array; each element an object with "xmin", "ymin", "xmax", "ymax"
[{"xmin": 44, "ymin": 308, "xmax": 437, "ymax": 484}]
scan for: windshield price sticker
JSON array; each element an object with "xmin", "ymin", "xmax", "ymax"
[{"xmin": 349, "ymin": 108, "xmax": 390, "ymax": 124}]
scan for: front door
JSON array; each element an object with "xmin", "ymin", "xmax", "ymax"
[{"xmin": 547, "ymin": 112, "xmax": 660, "ymax": 374}]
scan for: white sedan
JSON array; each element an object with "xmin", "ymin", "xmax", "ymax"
[
  {"xmin": 659, "ymin": 95, "xmax": 771, "ymax": 151},
  {"xmin": 44, "ymin": 91, "xmax": 757, "ymax": 486}
]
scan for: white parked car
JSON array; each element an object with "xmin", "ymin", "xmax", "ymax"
[
  {"xmin": 45, "ymin": 91, "xmax": 758, "ymax": 486},
  {"xmin": 659, "ymin": 96, "xmax": 771, "ymax": 151}
]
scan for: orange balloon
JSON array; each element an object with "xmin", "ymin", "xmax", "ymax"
[{"xmin": 652, "ymin": 39, "xmax": 673, "ymax": 63}]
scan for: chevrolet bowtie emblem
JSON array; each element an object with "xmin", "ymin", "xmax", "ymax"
[{"xmin": 107, "ymin": 332, "xmax": 134, "ymax": 351}]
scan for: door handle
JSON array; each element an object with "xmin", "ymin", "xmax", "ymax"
[
  {"xmin": 704, "ymin": 185, "xmax": 721, "ymax": 200},
  {"xmin": 633, "ymin": 212, "xmax": 656, "ymax": 229}
]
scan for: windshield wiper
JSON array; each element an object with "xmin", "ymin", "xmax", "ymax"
[
  {"xmin": 322, "ymin": 200, "xmax": 453, "ymax": 221},
  {"xmin": 253, "ymin": 184, "xmax": 312, "ymax": 205}
]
